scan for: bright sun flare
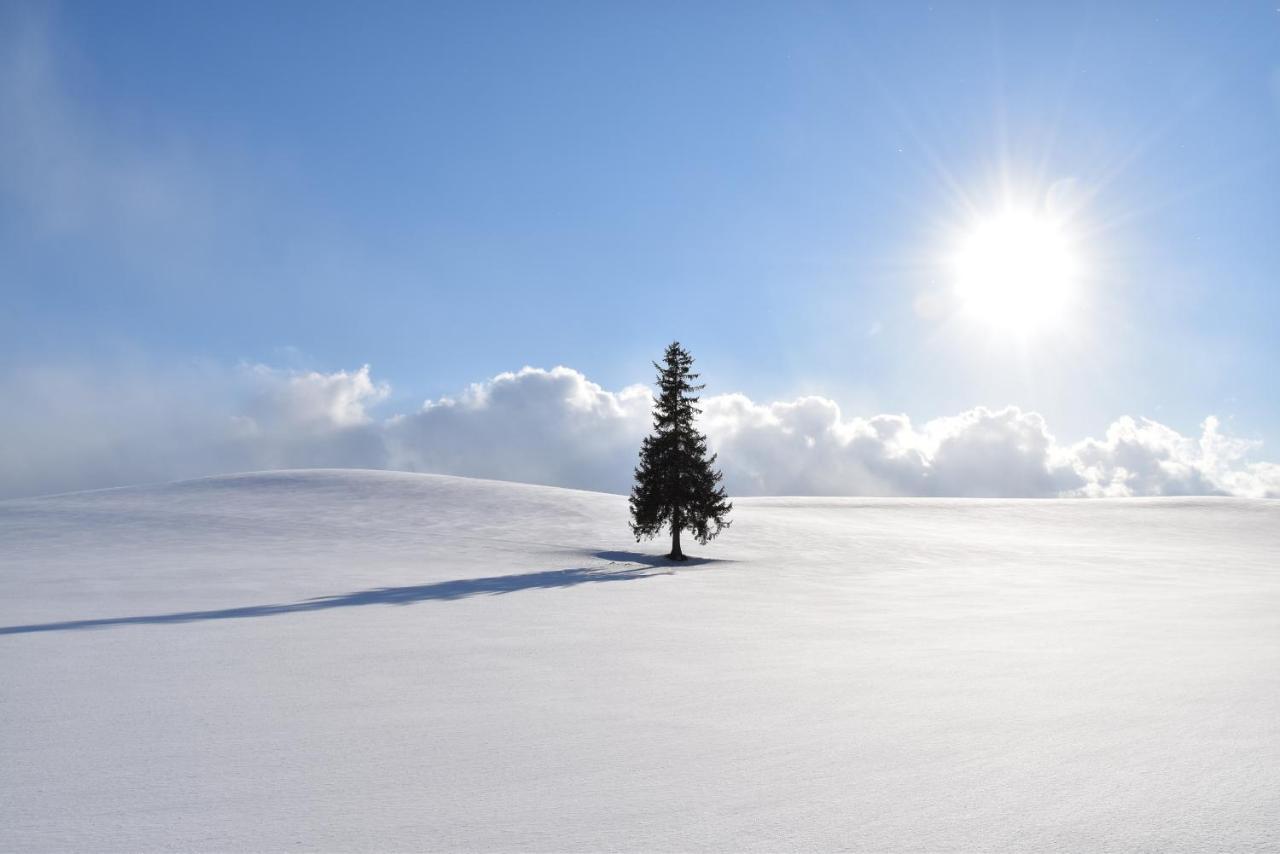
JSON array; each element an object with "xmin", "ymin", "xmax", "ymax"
[{"xmin": 952, "ymin": 210, "xmax": 1079, "ymax": 333}]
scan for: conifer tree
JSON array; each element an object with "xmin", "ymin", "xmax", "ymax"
[{"xmin": 629, "ymin": 342, "xmax": 732, "ymax": 560}]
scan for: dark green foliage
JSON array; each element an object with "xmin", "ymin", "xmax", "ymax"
[{"xmin": 629, "ymin": 342, "xmax": 732, "ymax": 560}]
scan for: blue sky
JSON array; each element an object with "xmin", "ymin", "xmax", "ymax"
[{"xmin": 2, "ymin": 1, "xmax": 1279, "ymax": 497}]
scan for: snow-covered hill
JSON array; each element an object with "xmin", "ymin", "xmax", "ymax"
[{"xmin": 2, "ymin": 470, "xmax": 1277, "ymax": 851}]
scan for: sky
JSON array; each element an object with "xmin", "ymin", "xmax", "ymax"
[{"xmin": 2, "ymin": 1, "xmax": 1279, "ymax": 499}]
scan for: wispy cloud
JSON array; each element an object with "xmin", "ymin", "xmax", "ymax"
[
  {"xmin": 0, "ymin": 7, "xmax": 223, "ymax": 263},
  {"xmin": 0, "ymin": 4, "xmax": 313, "ymax": 296}
]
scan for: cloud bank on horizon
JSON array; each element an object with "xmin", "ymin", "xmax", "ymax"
[{"xmin": 1, "ymin": 363, "xmax": 1276, "ymax": 501}]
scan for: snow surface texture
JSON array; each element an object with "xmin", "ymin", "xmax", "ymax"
[{"xmin": 1, "ymin": 470, "xmax": 1278, "ymax": 852}]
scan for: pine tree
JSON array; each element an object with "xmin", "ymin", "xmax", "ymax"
[{"xmin": 629, "ymin": 342, "xmax": 732, "ymax": 560}]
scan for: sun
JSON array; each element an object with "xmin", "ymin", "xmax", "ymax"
[{"xmin": 951, "ymin": 209, "xmax": 1080, "ymax": 333}]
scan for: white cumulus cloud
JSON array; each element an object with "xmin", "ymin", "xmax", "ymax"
[
  {"xmin": 0, "ymin": 361, "xmax": 1276, "ymax": 501},
  {"xmin": 386, "ymin": 367, "xmax": 652, "ymax": 494},
  {"xmin": 1069, "ymin": 415, "xmax": 1280, "ymax": 499}
]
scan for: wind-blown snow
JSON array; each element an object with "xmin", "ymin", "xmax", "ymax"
[{"xmin": 1, "ymin": 470, "xmax": 1277, "ymax": 851}]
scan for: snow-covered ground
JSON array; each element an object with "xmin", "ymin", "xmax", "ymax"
[{"xmin": 1, "ymin": 470, "xmax": 1277, "ymax": 852}]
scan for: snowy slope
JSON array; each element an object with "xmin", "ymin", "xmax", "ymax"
[{"xmin": 1, "ymin": 470, "xmax": 1278, "ymax": 852}]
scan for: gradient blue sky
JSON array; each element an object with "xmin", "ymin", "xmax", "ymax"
[{"xmin": 3, "ymin": 1, "xmax": 1278, "ymax": 449}]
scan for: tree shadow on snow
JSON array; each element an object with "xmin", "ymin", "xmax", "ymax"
[
  {"xmin": 0, "ymin": 565, "xmax": 667, "ymax": 636},
  {"xmin": 589, "ymin": 550, "xmax": 730, "ymax": 569}
]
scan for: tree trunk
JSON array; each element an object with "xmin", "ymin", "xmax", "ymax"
[{"xmin": 669, "ymin": 520, "xmax": 685, "ymax": 561}]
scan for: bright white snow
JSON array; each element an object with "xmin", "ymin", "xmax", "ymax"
[{"xmin": 1, "ymin": 470, "xmax": 1277, "ymax": 851}]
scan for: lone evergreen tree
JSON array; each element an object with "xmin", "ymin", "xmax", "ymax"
[{"xmin": 629, "ymin": 342, "xmax": 732, "ymax": 561}]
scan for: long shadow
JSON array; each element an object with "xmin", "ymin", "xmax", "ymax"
[{"xmin": 0, "ymin": 566, "xmax": 661, "ymax": 636}]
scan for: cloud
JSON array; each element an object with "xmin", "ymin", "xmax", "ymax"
[
  {"xmin": 386, "ymin": 367, "xmax": 652, "ymax": 494},
  {"xmin": 0, "ymin": 3, "xmax": 318, "ymax": 300},
  {"xmin": 1, "ymin": 361, "xmax": 1276, "ymax": 501},
  {"xmin": 0, "ymin": 361, "xmax": 391, "ymax": 499},
  {"xmin": 240, "ymin": 364, "xmax": 389, "ymax": 431},
  {"xmin": 1070, "ymin": 415, "xmax": 1280, "ymax": 498},
  {"xmin": 0, "ymin": 8, "xmax": 226, "ymax": 258}
]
